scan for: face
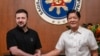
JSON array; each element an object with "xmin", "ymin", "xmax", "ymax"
[
  {"xmin": 67, "ymin": 13, "xmax": 80, "ymax": 28},
  {"xmin": 16, "ymin": 13, "xmax": 28, "ymax": 28}
]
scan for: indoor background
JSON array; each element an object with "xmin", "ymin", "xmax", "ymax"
[{"xmin": 0, "ymin": 0, "xmax": 100, "ymax": 56}]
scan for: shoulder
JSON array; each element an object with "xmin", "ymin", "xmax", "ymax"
[
  {"xmin": 60, "ymin": 30, "xmax": 71, "ymax": 38},
  {"xmin": 7, "ymin": 27, "xmax": 17, "ymax": 34},
  {"xmin": 28, "ymin": 28, "xmax": 38, "ymax": 34},
  {"xmin": 62, "ymin": 29, "xmax": 71, "ymax": 35},
  {"xmin": 80, "ymin": 27, "xmax": 93, "ymax": 33}
]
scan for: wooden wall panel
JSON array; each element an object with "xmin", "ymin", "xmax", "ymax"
[
  {"xmin": 0, "ymin": 0, "xmax": 100, "ymax": 55},
  {"xmin": 85, "ymin": 0, "xmax": 100, "ymax": 24}
]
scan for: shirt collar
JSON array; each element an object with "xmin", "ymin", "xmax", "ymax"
[
  {"xmin": 16, "ymin": 26, "xmax": 29, "ymax": 33},
  {"xmin": 69, "ymin": 26, "xmax": 82, "ymax": 34}
]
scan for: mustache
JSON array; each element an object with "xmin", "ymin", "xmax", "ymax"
[
  {"xmin": 18, "ymin": 21, "xmax": 23, "ymax": 24},
  {"xmin": 17, "ymin": 21, "xmax": 27, "ymax": 28},
  {"xmin": 69, "ymin": 21, "xmax": 76, "ymax": 23}
]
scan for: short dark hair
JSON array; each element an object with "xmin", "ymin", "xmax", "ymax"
[
  {"xmin": 67, "ymin": 10, "xmax": 81, "ymax": 19},
  {"xmin": 87, "ymin": 23, "xmax": 93, "ymax": 26},
  {"xmin": 16, "ymin": 9, "xmax": 28, "ymax": 18}
]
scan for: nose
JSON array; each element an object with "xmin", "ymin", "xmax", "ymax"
[
  {"xmin": 70, "ymin": 18, "xmax": 75, "ymax": 21},
  {"xmin": 18, "ymin": 18, "xmax": 23, "ymax": 21}
]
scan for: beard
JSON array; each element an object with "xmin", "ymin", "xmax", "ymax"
[{"xmin": 17, "ymin": 23, "xmax": 27, "ymax": 29}]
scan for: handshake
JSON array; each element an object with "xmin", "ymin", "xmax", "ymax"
[{"xmin": 32, "ymin": 49, "xmax": 61, "ymax": 56}]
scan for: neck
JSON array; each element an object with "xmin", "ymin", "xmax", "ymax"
[
  {"xmin": 71, "ymin": 26, "xmax": 79, "ymax": 32},
  {"xmin": 22, "ymin": 26, "xmax": 28, "ymax": 32}
]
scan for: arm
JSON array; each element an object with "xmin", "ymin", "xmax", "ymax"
[
  {"xmin": 9, "ymin": 46, "xmax": 33, "ymax": 56},
  {"xmin": 33, "ymin": 49, "xmax": 41, "ymax": 56},
  {"xmin": 42, "ymin": 32, "xmax": 65, "ymax": 56},
  {"xmin": 33, "ymin": 31, "xmax": 42, "ymax": 56},
  {"xmin": 87, "ymin": 31, "xmax": 99, "ymax": 56},
  {"xmin": 91, "ymin": 50, "xmax": 98, "ymax": 56},
  {"xmin": 42, "ymin": 49, "xmax": 61, "ymax": 56}
]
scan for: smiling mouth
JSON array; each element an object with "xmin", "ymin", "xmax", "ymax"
[{"xmin": 70, "ymin": 22, "xmax": 76, "ymax": 24}]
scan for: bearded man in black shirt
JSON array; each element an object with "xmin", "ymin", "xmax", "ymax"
[{"xmin": 6, "ymin": 9, "xmax": 42, "ymax": 56}]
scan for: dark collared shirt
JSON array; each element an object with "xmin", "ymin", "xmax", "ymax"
[{"xmin": 7, "ymin": 26, "xmax": 42, "ymax": 55}]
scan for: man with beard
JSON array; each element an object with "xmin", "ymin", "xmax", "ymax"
[
  {"xmin": 6, "ymin": 9, "xmax": 42, "ymax": 56},
  {"xmin": 42, "ymin": 10, "xmax": 98, "ymax": 56}
]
